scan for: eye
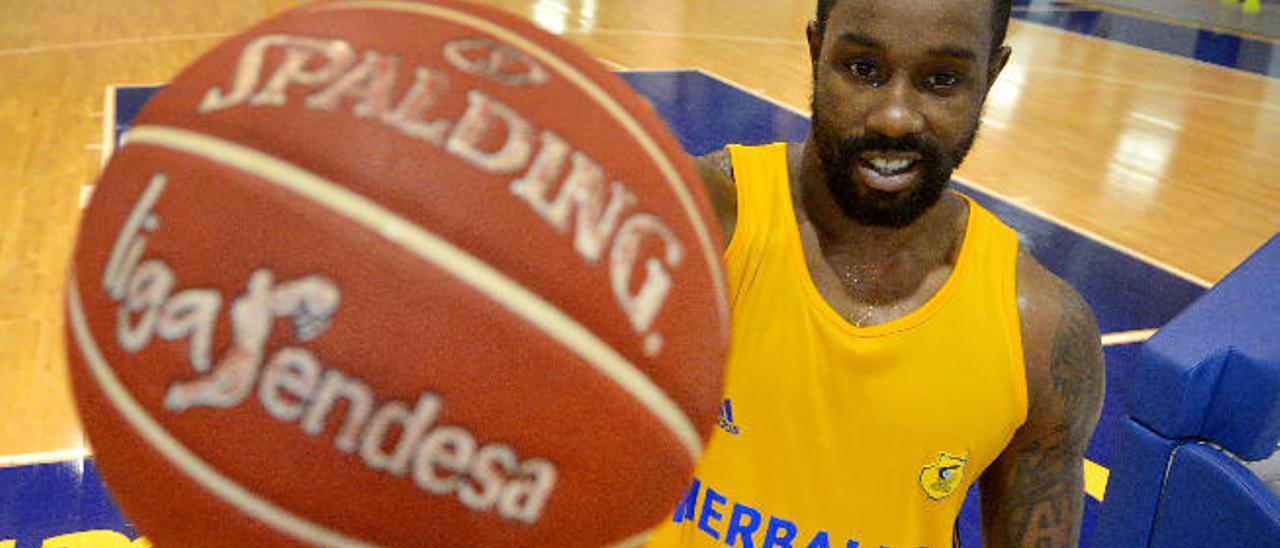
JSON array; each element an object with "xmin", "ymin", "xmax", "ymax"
[
  {"xmin": 845, "ymin": 59, "xmax": 882, "ymax": 84},
  {"xmin": 927, "ymin": 72, "xmax": 961, "ymax": 90}
]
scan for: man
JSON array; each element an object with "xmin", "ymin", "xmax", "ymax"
[{"xmin": 646, "ymin": 0, "xmax": 1104, "ymax": 546}]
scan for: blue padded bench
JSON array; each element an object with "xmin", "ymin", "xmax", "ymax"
[{"xmin": 1096, "ymin": 234, "xmax": 1280, "ymax": 548}]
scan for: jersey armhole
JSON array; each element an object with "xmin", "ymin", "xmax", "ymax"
[
  {"xmin": 1005, "ymin": 237, "xmax": 1030, "ymax": 429},
  {"xmin": 722, "ymin": 144, "xmax": 749, "ymax": 268}
]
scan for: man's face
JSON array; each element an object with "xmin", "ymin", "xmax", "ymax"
[{"xmin": 809, "ymin": 0, "xmax": 1007, "ymax": 227}]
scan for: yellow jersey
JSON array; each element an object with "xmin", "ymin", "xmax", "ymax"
[{"xmin": 646, "ymin": 143, "xmax": 1027, "ymax": 548}]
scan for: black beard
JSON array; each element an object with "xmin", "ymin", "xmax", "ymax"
[{"xmin": 810, "ymin": 105, "xmax": 979, "ymax": 228}]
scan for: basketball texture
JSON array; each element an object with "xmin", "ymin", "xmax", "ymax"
[{"xmin": 65, "ymin": 1, "xmax": 728, "ymax": 545}]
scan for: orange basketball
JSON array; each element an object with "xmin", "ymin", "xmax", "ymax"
[{"xmin": 65, "ymin": 1, "xmax": 728, "ymax": 545}]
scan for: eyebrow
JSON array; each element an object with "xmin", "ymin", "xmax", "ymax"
[
  {"xmin": 835, "ymin": 32, "xmax": 977, "ymax": 62},
  {"xmin": 927, "ymin": 45, "xmax": 977, "ymax": 61},
  {"xmin": 836, "ymin": 32, "xmax": 881, "ymax": 49}
]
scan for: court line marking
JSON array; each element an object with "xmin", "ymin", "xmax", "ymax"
[
  {"xmin": 1013, "ymin": 5, "xmax": 1101, "ymax": 14},
  {"xmin": 567, "ymin": 28, "xmax": 806, "ymax": 47},
  {"xmin": 696, "ymin": 67, "xmax": 810, "ymax": 118},
  {"xmin": 1013, "ymin": 16, "xmax": 1280, "ymax": 84},
  {"xmin": 1084, "ymin": 458, "xmax": 1109, "ymax": 501},
  {"xmin": 691, "ymin": 67, "xmax": 1214, "ymax": 288},
  {"xmin": 68, "ymin": 281, "xmax": 378, "ymax": 548},
  {"xmin": 102, "ymin": 85, "xmax": 118, "ymax": 167},
  {"xmin": 102, "ymin": 82, "xmax": 171, "ymax": 165},
  {"xmin": 1065, "ymin": 0, "xmax": 1280, "ymax": 45},
  {"xmin": 951, "ymin": 175, "xmax": 1210, "ymax": 288},
  {"xmin": 1102, "ymin": 329, "xmax": 1158, "ymax": 347},
  {"xmin": 952, "ymin": 173, "xmax": 1214, "ymax": 288},
  {"xmin": 0, "ymin": 447, "xmax": 91, "ymax": 469},
  {"xmin": 599, "ymin": 57, "xmax": 627, "ymax": 71},
  {"xmin": 617, "ymin": 67, "xmax": 700, "ymax": 73},
  {"xmin": 1023, "ymin": 65, "xmax": 1280, "ymax": 113},
  {"xmin": 0, "ymin": 31, "xmax": 235, "ymax": 57},
  {"xmin": 1128, "ymin": 111, "xmax": 1183, "ymax": 132}
]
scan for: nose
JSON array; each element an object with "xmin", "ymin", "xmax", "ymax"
[{"xmin": 865, "ymin": 76, "xmax": 925, "ymax": 139}]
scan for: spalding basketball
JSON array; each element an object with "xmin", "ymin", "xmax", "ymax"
[{"xmin": 65, "ymin": 1, "xmax": 728, "ymax": 545}]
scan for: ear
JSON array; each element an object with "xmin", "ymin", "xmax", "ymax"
[
  {"xmin": 806, "ymin": 20, "xmax": 823, "ymax": 66},
  {"xmin": 986, "ymin": 45, "xmax": 1012, "ymax": 91}
]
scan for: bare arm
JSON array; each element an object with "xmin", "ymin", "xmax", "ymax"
[
  {"xmin": 691, "ymin": 149, "xmax": 737, "ymax": 249},
  {"xmin": 981, "ymin": 251, "xmax": 1105, "ymax": 548}
]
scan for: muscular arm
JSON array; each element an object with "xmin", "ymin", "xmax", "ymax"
[
  {"xmin": 691, "ymin": 149, "xmax": 737, "ymax": 249},
  {"xmin": 980, "ymin": 250, "xmax": 1105, "ymax": 548}
]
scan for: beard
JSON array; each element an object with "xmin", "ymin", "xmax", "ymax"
[{"xmin": 809, "ymin": 100, "xmax": 980, "ymax": 228}]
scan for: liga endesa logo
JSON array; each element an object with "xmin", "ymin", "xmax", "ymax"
[{"xmin": 100, "ymin": 173, "xmax": 557, "ymax": 524}]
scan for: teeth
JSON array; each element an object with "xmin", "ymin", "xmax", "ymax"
[{"xmin": 869, "ymin": 158, "xmax": 912, "ymax": 172}]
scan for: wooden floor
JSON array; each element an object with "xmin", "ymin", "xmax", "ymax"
[{"xmin": 1, "ymin": 0, "xmax": 1277, "ymax": 464}]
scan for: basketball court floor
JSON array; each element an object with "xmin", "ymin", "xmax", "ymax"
[{"xmin": 1, "ymin": 0, "xmax": 1277, "ymax": 545}]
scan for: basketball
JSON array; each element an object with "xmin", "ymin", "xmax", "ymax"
[{"xmin": 64, "ymin": 0, "xmax": 728, "ymax": 545}]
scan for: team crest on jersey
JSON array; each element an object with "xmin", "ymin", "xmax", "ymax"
[{"xmin": 920, "ymin": 452, "xmax": 968, "ymax": 501}]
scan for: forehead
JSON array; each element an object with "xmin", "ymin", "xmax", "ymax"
[{"xmin": 826, "ymin": 0, "xmax": 992, "ymax": 50}]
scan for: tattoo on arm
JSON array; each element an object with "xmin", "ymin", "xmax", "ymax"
[
  {"xmin": 984, "ymin": 284, "xmax": 1104, "ymax": 548},
  {"xmin": 999, "ymin": 436, "xmax": 1080, "ymax": 547},
  {"xmin": 1049, "ymin": 289, "xmax": 1100, "ymax": 418}
]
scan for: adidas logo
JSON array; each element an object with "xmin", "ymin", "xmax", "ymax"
[{"xmin": 717, "ymin": 399, "xmax": 741, "ymax": 435}]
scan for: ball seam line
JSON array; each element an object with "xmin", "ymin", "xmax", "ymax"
[
  {"xmin": 310, "ymin": 0, "xmax": 731, "ymax": 339},
  {"xmin": 67, "ymin": 279, "xmax": 381, "ymax": 548}
]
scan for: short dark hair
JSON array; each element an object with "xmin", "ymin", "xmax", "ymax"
[{"xmin": 815, "ymin": 0, "xmax": 1013, "ymax": 55}]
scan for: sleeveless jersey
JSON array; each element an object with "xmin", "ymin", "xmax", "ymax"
[{"xmin": 646, "ymin": 143, "xmax": 1028, "ymax": 548}]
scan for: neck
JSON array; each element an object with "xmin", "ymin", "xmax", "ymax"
[
  {"xmin": 794, "ymin": 139, "xmax": 965, "ymax": 301},
  {"xmin": 797, "ymin": 140, "xmax": 957, "ymax": 255}
]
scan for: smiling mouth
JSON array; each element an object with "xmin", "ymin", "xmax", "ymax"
[
  {"xmin": 862, "ymin": 157, "xmax": 916, "ymax": 175},
  {"xmin": 855, "ymin": 152, "xmax": 923, "ymax": 192}
]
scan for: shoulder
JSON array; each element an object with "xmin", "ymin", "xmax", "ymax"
[
  {"xmin": 692, "ymin": 143, "xmax": 802, "ymax": 248},
  {"xmin": 693, "ymin": 148, "xmax": 735, "ymax": 181},
  {"xmin": 693, "ymin": 148, "xmax": 736, "ymax": 207},
  {"xmin": 692, "ymin": 149, "xmax": 737, "ymax": 247},
  {"xmin": 1015, "ymin": 249, "xmax": 1088, "ymax": 335},
  {"xmin": 1014, "ymin": 249, "xmax": 1104, "ymax": 430}
]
